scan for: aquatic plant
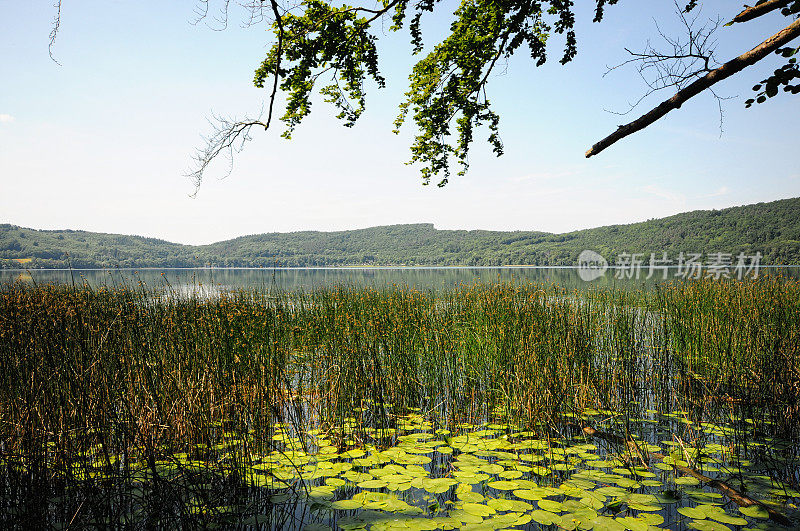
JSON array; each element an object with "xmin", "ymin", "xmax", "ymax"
[{"xmin": 0, "ymin": 278, "xmax": 798, "ymax": 527}]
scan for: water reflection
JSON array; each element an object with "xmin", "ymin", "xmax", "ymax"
[{"xmin": 2, "ymin": 266, "xmax": 798, "ymax": 294}]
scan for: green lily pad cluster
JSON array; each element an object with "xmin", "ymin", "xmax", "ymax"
[
  {"xmin": 215, "ymin": 410, "xmax": 800, "ymax": 530},
  {"xmin": 30, "ymin": 409, "xmax": 798, "ymax": 529}
]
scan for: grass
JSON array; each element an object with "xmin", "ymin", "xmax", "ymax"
[{"xmin": 0, "ymin": 277, "xmax": 798, "ymax": 526}]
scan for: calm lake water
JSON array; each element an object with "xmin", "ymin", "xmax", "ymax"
[{"xmin": 2, "ymin": 266, "xmax": 799, "ymax": 293}]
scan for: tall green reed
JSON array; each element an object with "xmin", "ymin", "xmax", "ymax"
[
  {"xmin": 653, "ymin": 276, "xmax": 800, "ymax": 436},
  {"xmin": 1, "ymin": 276, "xmax": 799, "ymax": 525}
]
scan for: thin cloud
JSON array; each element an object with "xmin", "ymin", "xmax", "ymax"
[
  {"xmin": 641, "ymin": 184, "xmax": 686, "ymax": 204},
  {"xmin": 702, "ymin": 186, "xmax": 730, "ymax": 198},
  {"xmin": 0, "ymin": 114, "xmax": 15, "ymax": 123}
]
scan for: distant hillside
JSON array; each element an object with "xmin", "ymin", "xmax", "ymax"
[{"xmin": 2, "ymin": 197, "xmax": 799, "ymax": 268}]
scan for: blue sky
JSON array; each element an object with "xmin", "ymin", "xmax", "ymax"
[{"xmin": 1, "ymin": 1, "xmax": 798, "ymax": 245}]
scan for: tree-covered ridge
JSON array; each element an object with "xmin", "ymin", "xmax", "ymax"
[
  {"xmin": 2, "ymin": 197, "xmax": 799, "ymax": 269},
  {"xmin": 0, "ymin": 228, "xmax": 195, "ymax": 269}
]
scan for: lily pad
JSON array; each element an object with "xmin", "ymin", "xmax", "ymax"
[
  {"xmin": 738, "ymin": 505, "xmax": 769, "ymax": 519},
  {"xmin": 707, "ymin": 512, "xmax": 748, "ymax": 526},
  {"xmin": 590, "ymin": 515, "xmax": 626, "ymax": 531},
  {"xmin": 679, "ymin": 506, "xmax": 707, "ymax": 519},
  {"xmin": 357, "ymin": 479, "xmax": 389, "ymax": 489},
  {"xmin": 452, "ymin": 472, "xmax": 489, "ymax": 484},
  {"xmin": 538, "ymin": 499, "xmax": 564, "ymax": 513},
  {"xmin": 487, "ymin": 480, "xmax": 520, "ymax": 491},
  {"xmin": 461, "ymin": 502, "xmax": 495, "ymax": 517},
  {"xmin": 529, "ymin": 509, "xmax": 560, "ymax": 526},
  {"xmin": 486, "ymin": 498, "xmax": 516, "ymax": 511},
  {"xmin": 478, "ymin": 463, "xmax": 503, "ymax": 475},
  {"xmin": 457, "ymin": 491, "xmax": 484, "ymax": 503},
  {"xmin": 331, "ymin": 499, "xmax": 364, "ymax": 510},
  {"xmin": 638, "ymin": 513, "xmax": 664, "ymax": 525},
  {"xmin": 341, "ymin": 449, "xmax": 366, "ymax": 459},
  {"xmin": 687, "ymin": 520, "xmax": 732, "ymax": 531},
  {"xmin": 628, "ymin": 503, "xmax": 661, "ymax": 512},
  {"xmin": 421, "ymin": 477, "xmax": 457, "ymax": 494},
  {"xmin": 513, "ymin": 489, "xmax": 544, "ymax": 501},
  {"xmin": 580, "ymin": 496, "xmax": 605, "ymax": 510},
  {"xmin": 617, "ymin": 516, "xmax": 649, "ymax": 531}
]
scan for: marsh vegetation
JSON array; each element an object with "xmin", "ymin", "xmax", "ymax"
[{"xmin": 0, "ymin": 278, "xmax": 798, "ymax": 529}]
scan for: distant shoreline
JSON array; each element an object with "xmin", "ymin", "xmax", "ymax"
[
  {"xmin": 3, "ymin": 264, "xmax": 799, "ymax": 274},
  {"xmin": 3, "ymin": 196, "xmax": 800, "ymax": 269}
]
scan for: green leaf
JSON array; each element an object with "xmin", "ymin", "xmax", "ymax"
[
  {"xmin": 530, "ymin": 509, "xmax": 559, "ymax": 526},
  {"xmin": 738, "ymin": 505, "xmax": 769, "ymax": 519},
  {"xmin": 486, "ymin": 480, "xmax": 520, "ymax": 491},
  {"xmin": 461, "ymin": 502, "xmax": 495, "ymax": 517},
  {"xmin": 537, "ymin": 499, "xmax": 563, "ymax": 513},
  {"xmin": 679, "ymin": 506, "xmax": 706, "ymax": 519},
  {"xmin": 331, "ymin": 499, "xmax": 364, "ymax": 510}
]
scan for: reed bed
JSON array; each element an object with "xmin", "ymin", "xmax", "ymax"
[
  {"xmin": 0, "ymin": 277, "xmax": 798, "ymax": 526},
  {"xmin": 653, "ymin": 277, "xmax": 800, "ymax": 435}
]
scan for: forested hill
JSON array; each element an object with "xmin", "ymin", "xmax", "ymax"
[{"xmin": 2, "ymin": 197, "xmax": 799, "ymax": 268}]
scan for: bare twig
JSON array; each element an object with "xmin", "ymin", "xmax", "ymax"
[
  {"xmin": 186, "ymin": 113, "xmax": 267, "ymax": 196},
  {"xmin": 192, "ymin": 0, "xmax": 278, "ymax": 30},
  {"xmin": 187, "ymin": 0, "xmax": 285, "ymax": 192},
  {"xmin": 49, "ymin": 0, "xmax": 63, "ymax": 65},
  {"xmin": 187, "ymin": 0, "xmax": 403, "ymax": 191},
  {"xmin": 586, "ymin": 16, "xmax": 800, "ymax": 158},
  {"xmin": 603, "ymin": 3, "xmax": 722, "ymax": 116}
]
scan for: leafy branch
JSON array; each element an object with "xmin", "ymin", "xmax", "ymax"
[{"xmin": 187, "ymin": 0, "xmax": 618, "ymax": 188}]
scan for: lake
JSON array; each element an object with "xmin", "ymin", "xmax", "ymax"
[
  {"xmin": 2, "ymin": 272, "xmax": 800, "ymax": 528},
  {"xmin": 2, "ymin": 266, "xmax": 799, "ymax": 293}
]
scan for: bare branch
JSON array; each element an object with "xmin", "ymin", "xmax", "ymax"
[
  {"xmin": 238, "ymin": 1, "xmax": 274, "ymax": 27},
  {"xmin": 188, "ymin": 0, "xmax": 404, "ymax": 192},
  {"xmin": 603, "ymin": 3, "xmax": 722, "ymax": 117},
  {"xmin": 49, "ymin": 0, "xmax": 63, "ymax": 66},
  {"xmin": 586, "ymin": 16, "xmax": 800, "ymax": 158},
  {"xmin": 188, "ymin": 0, "xmax": 286, "ymax": 193},
  {"xmin": 190, "ymin": 0, "xmax": 211, "ymax": 26},
  {"xmin": 186, "ymin": 113, "xmax": 267, "ymax": 196},
  {"xmin": 708, "ymin": 87, "xmax": 736, "ymax": 137},
  {"xmin": 192, "ymin": 0, "xmax": 277, "ymax": 29},
  {"xmin": 191, "ymin": 0, "xmax": 232, "ymax": 31}
]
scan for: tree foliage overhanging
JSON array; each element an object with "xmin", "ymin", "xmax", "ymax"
[
  {"xmin": 207, "ymin": 0, "xmax": 621, "ymax": 186},
  {"xmin": 185, "ymin": 0, "xmax": 799, "ymax": 187}
]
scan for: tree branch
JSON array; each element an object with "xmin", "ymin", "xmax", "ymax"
[
  {"xmin": 732, "ymin": 0, "xmax": 792, "ymax": 24},
  {"xmin": 187, "ymin": 115, "xmax": 267, "ymax": 196},
  {"xmin": 586, "ymin": 16, "xmax": 800, "ymax": 158},
  {"xmin": 265, "ymin": 0, "xmax": 283, "ymax": 130},
  {"xmin": 48, "ymin": 0, "xmax": 63, "ymax": 65}
]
